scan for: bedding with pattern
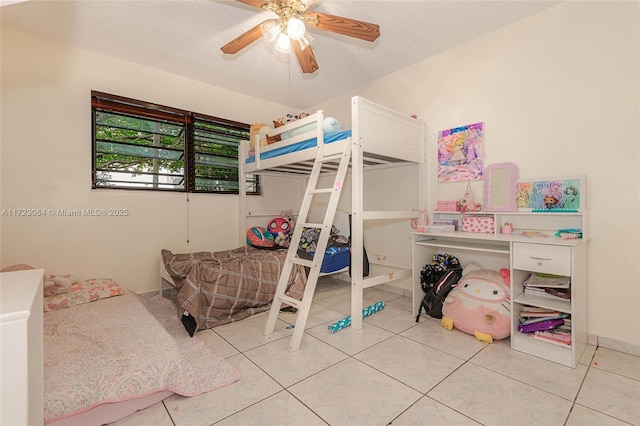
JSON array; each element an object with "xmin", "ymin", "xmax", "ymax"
[
  {"xmin": 44, "ymin": 289, "xmax": 240, "ymax": 425},
  {"xmin": 161, "ymin": 245, "xmax": 307, "ymax": 334}
]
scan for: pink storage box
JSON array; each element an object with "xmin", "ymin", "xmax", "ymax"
[
  {"xmin": 436, "ymin": 201, "xmax": 459, "ymax": 212},
  {"xmin": 462, "ymin": 216, "xmax": 495, "ymax": 233}
]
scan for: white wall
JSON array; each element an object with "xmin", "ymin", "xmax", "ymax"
[
  {"xmin": 312, "ymin": 2, "xmax": 640, "ymax": 348},
  {"xmin": 0, "ymin": 27, "xmax": 302, "ymax": 293}
]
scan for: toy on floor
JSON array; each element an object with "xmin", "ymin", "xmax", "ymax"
[
  {"xmin": 440, "ymin": 262, "xmax": 511, "ymax": 343},
  {"xmin": 327, "ymin": 301, "xmax": 385, "ymax": 333}
]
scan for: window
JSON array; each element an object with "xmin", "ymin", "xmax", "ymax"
[{"xmin": 91, "ymin": 91, "xmax": 259, "ymax": 194}]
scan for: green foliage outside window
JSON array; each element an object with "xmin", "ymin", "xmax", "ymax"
[{"xmin": 92, "ymin": 91, "xmax": 258, "ymax": 194}]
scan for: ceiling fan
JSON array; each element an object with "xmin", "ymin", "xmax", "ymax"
[{"xmin": 221, "ymin": 0, "xmax": 380, "ymax": 74}]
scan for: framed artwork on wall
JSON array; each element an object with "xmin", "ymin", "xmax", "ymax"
[
  {"xmin": 437, "ymin": 122, "xmax": 484, "ymax": 183},
  {"xmin": 515, "ymin": 176, "xmax": 585, "ymax": 212}
]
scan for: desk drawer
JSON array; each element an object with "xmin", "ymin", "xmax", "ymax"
[{"xmin": 512, "ymin": 243, "xmax": 571, "ymax": 276}]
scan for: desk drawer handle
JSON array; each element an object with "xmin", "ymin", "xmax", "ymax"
[{"xmin": 530, "ymin": 256, "xmax": 552, "ymax": 261}]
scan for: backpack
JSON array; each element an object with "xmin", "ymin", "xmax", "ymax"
[
  {"xmin": 419, "ymin": 253, "xmax": 461, "ymax": 292},
  {"xmin": 416, "ymin": 255, "xmax": 462, "ymax": 321}
]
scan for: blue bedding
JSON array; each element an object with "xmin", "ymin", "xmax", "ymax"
[
  {"xmin": 246, "ymin": 130, "xmax": 352, "ymax": 164},
  {"xmin": 321, "ymin": 246, "xmax": 350, "ymax": 273}
]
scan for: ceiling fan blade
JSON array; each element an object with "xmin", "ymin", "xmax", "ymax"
[
  {"xmin": 292, "ymin": 40, "xmax": 319, "ymax": 74},
  {"xmin": 306, "ymin": 11, "xmax": 380, "ymax": 42},
  {"xmin": 221, "ymin": 23, "xmax": 264, "ymax": 54},
  {"xmin": 236, "ymin": 0, "xmax": 268, "ymax": 8}
]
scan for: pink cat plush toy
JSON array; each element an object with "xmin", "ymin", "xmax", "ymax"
[{"xmin": 441, "ymin": 262, "xmax": 511, "ymax": 343}]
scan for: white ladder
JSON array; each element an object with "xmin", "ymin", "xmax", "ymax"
[{"xmin": 263, "ymin": 142, "xmax": 352, "ymax": 352}]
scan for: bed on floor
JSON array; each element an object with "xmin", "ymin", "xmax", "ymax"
[
  {"xmin": 43, "ymin": 279, "xmax": 239, "ymax": 426},
  {"xmin": 159, "ymin": 210, "xmax": 359, "ymax": 335}
]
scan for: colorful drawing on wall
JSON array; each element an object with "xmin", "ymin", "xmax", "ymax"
[
  {"xmin": 437, "ymin": 122, "xmax": 484, "ymax": 182},
  {"xmin": 515, "ymin": 176, "xmax": 585, "ymax": 212}
]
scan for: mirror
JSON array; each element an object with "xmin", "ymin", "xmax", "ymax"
[{"xmin": 483, "ymin": 162, "xmax": 518, "ymax": 211}]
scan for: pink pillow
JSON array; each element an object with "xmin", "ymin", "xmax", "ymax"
[{"xmin": 44, "ymin": 279, "xmax": 124, "ymax": 312}]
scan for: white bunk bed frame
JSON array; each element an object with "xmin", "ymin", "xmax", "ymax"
[{"xmin": 239, "ymin": 96, "xmax": 425, "ymax": 350}]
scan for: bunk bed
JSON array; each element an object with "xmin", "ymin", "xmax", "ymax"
[{"xmin": 240, "ymin": 96, "xmax": 426, "ymax": 351}]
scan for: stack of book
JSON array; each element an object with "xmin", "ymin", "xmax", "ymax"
[
  {"xmin": 524, "ymin": 273, "xmax": 571, "ymax": 301},
  {"xmin": 432, "ymin": 218, "xmax": 459, "ymax": 231},
  {"xmin": 518, "ymin": 306, "xmax": 572, "ymax": 348}
]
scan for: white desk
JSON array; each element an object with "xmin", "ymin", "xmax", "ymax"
[{"xmin": 412, "ymin": 212, "xmax": 588, "ymax": 368}]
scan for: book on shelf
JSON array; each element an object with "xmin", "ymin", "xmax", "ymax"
[
  {"xmin": 524, "ymin": 286, "xmax": 571, "ymax": 301},
  {"xmin": 524, "ymin": 273, "xmax": 571, "ymax": 289},
  {"xmin": 533, "ymin": 330, "xmax": 572, "ymax": 347},
  {"xmin": 519, "ymin": 313, "xmax": 568, "ymax": 325},
  {"xmin": 519, "ymin": 306, "xmax": 563, "ymax": 318},
  {"xmin": 544, "ymin": 287, "xmax": 571, "ymax": 299},
  {"xmin": 518, "ymin": 318, "xmax": 565, "ymax": 333},
  {"xmin": 520, "ymin": 306, "xmax": 557, "ymax": 313}
]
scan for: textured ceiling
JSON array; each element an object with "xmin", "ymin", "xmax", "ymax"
[{"xmin": 0, "ymin": 0, "xmax": 559, "ymax": 108}]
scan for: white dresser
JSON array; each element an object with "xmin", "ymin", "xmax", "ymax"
[{"xmin": 1, "ymin": 269, "xmax": 44, "ymax": 426}]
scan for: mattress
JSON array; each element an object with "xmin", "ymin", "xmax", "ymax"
[{"xmin": 246, "ymin": 130, "xmax": 352, "ymax": 163}]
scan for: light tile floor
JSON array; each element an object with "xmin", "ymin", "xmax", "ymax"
[{"xmin": 114, "ymin": 277, "xmax": 640, "ymax": 426}]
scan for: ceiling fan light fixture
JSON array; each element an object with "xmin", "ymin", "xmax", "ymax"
[
  {"xmin": 260, "ymin": 19, "xmax": 281, "ymax": 43},
  {"xmin": 298, "ymin": 32, "xmax": 313, "ymax": 51},
  {"xmin": 274, "ymin": 32, "xmax": 291, "ymax": 53},
  {"xmin": 286, "ymin": 17, "xmax": 306, "ymax": 40},
  {"xmin": 221, "ymin": 0, "xmax": 380, "ymax": 74}
]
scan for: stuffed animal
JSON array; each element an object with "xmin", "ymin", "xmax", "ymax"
[
  {"xmin": 271, "ymin": 210, "xmax": 297, "ymax": 248},
  {"xmin": 280, "ymin": 209, "xmax": 296, "ymax": 231},
  {"xmin": 268, "ymin": 217, "xmax": 291, "ymax": 237},
  {"xmin": 249, "ymin": 123, "xmax": 280, "ymax": 153},
  {"xmin": 268, "ymin": 217, "xmax": 292, "ymax": 248},
  {"xmin": 440, "ymin": 262, "xmax": 511, "ymax": 343}
]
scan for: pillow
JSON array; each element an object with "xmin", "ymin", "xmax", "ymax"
[
  {"xmin": 43, "ymin": 273, "xmax": 78, "ymax": 296},
  {"xmin": 246, "ymin": 226, "xmax": 275, "ymax": 248},
  {"xmin": 44, "ymin": 279, "xmax": 124, "ymax": 312},
  {"xmin": 1, "ymin": 263, "xmax": 35, "ymax": 272},
  {"xmin": 280, "ymin": 117, "xmax": 343, "ymax": 140}
]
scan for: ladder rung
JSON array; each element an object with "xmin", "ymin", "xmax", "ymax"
[
  {"xmin": 299, "ymin": 222, "xmax": 323, "ymax": 229},
  {"xmin": 318, "ymin": 153, "xmax": 343, "ymax": 163},
  {"xmin": 308, "ymin": 188, "xmax": 333, "ymax": 194},
  {"xmin": 288, "ymin": 257, "xmax": 313, "ymax": 268},
  {"xmin": 276, "ymin": 295, "xmax": 301, "ymax": 308}
]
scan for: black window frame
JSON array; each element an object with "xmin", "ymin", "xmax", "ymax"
[{"xmin": 91, "ymin": 91, "xmax": 259, "ymax": 194}]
